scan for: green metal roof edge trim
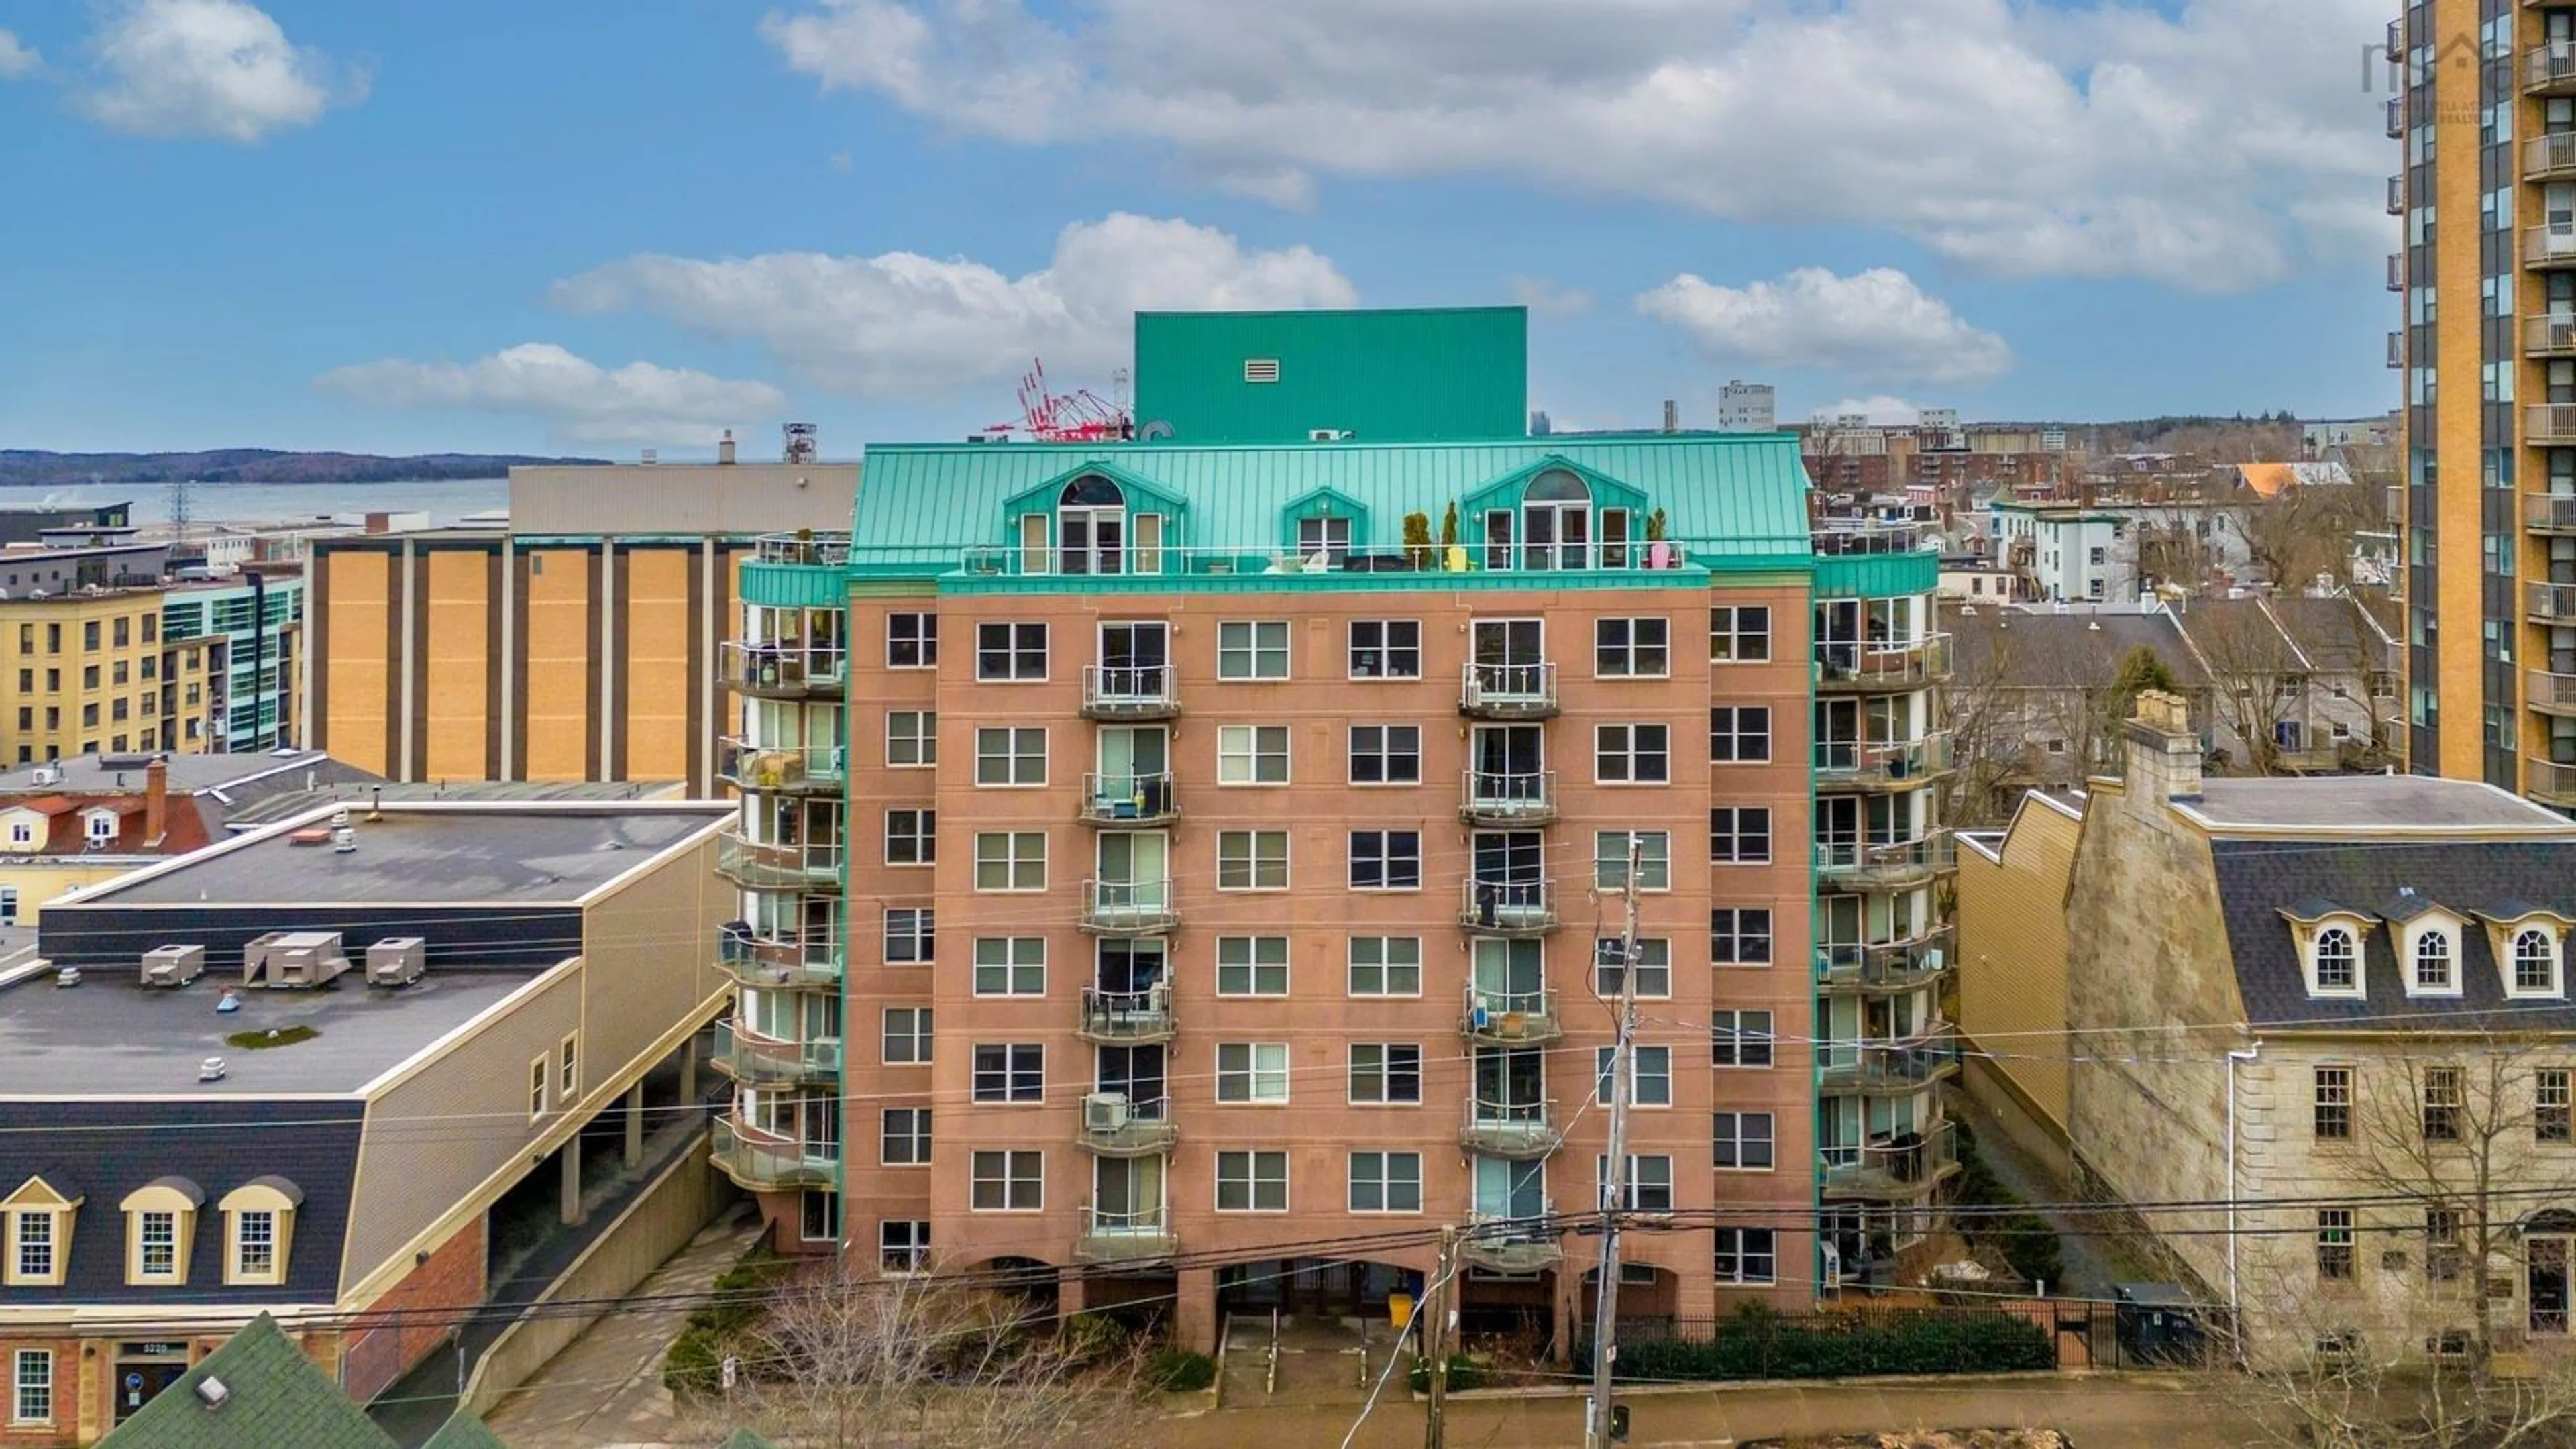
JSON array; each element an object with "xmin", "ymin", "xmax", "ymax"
[
  {"xmin": 1811, "ymin": 553, "xmax": 1937, "ymax": 599},
  {"xmin": 740, "ymin": 559, "xmax": 852, "ymax": 608}
]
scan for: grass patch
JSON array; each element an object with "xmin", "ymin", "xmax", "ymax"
[{"xmin": 224, "ymin": 1025, "xmax": 318, "ymax": 1049}]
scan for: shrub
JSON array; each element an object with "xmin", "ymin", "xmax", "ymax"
[
  {"xmin": 1146, "ymin": 1348, "xmax": 1216, "ymax": 1392},
  {"xmin": 1405, "ymin": 1354, "xmax": 1485, "ymax": 1394}
]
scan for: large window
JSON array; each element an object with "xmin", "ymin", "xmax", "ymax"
[
  {"xmin": 1713, "ymin": 1228, "xmax": 1777, "ymax": 1284},
  {"xmin": 971, "ymin": 1044, "xmax": 1045, "ymax": 1104},
  {"xmin": 1595, "ymin": 831, "xmax": 1670, "ymax": 891},
  {"xmin": 1348, "ymin": 620, "xmax": 1421, "ymax": 680},
  {"xmin": 1595, "ymin": 619, "xmax": 1670, "ymax": 678},
  {"xmin": 1216, "ymin": 936, "xmax": 1290, "ymax": 996},
  {"xmin": 1218, "ymin": 830, "xmax": 1289, "ymax": 890},
  {"xmin": 973, "ymin": 832, "xmax": 1047, "ymax": 891},
  {"xmin": 1350, "ymin": 830, "xmax": 1423, "ymax": 890},
  {"xmin": 1711, "ymin": 1010, "xmax": 1774, "ymax": 1068},
  {"xmin": 1348, "ymin": 1044, "xmax": 1424, "ymax": 1104},
  {"xmin": 1218, "ymin": 621, "xmax": 1291, "ymax": 680},
  {"xmin": 972, "ymin": 938, "xmax": 1046, "ymax": 996},
  {"xmin": 881, "ymin": 1108, "xmax": 932, "ymax": 1165},
  {"xmin": 969, "ymin": 1150, "xmax": 1044, "ymax": 1211},
  {"xmin": 1348, "ymin": 937, "xmax": 1422, "ymax": 996},
  {"xmin": 974, "ymin": 727, "xmax": 1048, "ymax": 786},
  {"xmin": 1217, "ymin": 1042, "xmax": 1291, "ymax": 1102},
  {"xmin": 1595, "ymin": 724, "xmax": 1669, "ymax": 784},
  {"xmin": 1709, "ymin": 706, "xmax": 1772, "ymax": 763},
  {"xmin": 975, "ymin": 622, "xmax": 1049, "ymax": 681},
  {"xmin": 1348, "ymin": 1152, "xmax": 1423, "ymax": 1213},
  {"xmin": 1348, "ymin": 725, "xmax": 1421, "ymax": 784},
  {"xmin": 1215, "ymin": 1151, "xmax": 1289, "ymax": 1212},
  {"xmin": 1713, "ymin": 1112, "xmax": 1775, "ymax": 1170},
  {"xmin": 1711, "ymin": 908, "xmax": 1774, "ymax": 965}
]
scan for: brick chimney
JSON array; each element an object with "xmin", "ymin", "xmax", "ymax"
[
  {"xmin": 144, "ymin": 757, "xmax": 167, "ymax": 847},
  {"xmin": 2122, "ymin": 688, "xmax": 2202, "ymax": 814}
]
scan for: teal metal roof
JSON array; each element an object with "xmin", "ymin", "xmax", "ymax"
[
  {"xmin": 1134, "ymin": 307, "xmax": 1527, "ymax": 443},
  {"xmin": 848, "ymin": 434, "xmax": 1815, "ymax": 576}
]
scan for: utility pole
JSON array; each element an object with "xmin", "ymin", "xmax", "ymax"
[
  {"xmin": 1424, "ymin": 1224, "xmax": 1456, "ymax": 1449},
  {"xmin": 1587, "ymin": 841, "xmax": 1643, "ymax": 1449}
]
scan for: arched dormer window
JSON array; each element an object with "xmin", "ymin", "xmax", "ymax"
[
  {"xmin": 1522, "ymin": 470, "xmax": 1591, "ymax": 571},
  {"xmin": 2314, "ymin": 928, "xmax": 2359, "ymax": 993},
  {"xmin": 1055, "ymin": 476, "xmax": 1126, "ymax": 576},
  {"xmin": 2414, "ymin": 929, "xmax": 2456, "ymax": 994}
]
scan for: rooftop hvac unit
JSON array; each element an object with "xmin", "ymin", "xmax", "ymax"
[
  {"xmin": 141, "ymin": 943, "xmax": 205, "ymax": 988},
  {"xmin": 242, "ymin": 930, "xmax": 352, "ymax": 989},
  {"xmin": 1082, "ymin": 1092, "xmax": 1132, "ymax": 1132},
  {"xmin": 365, "ymin": 937, "xmax": 425, "ymax": 987}
]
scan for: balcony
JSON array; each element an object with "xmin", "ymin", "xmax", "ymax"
[
  {"xmin": 1080, "ymin": 665, "xmax": 1179, "ymax": 722},
  {"xmin": 2535, "ymin": 134, "xmax": 2576, "ymax": 184},
  {"xmin": 1077, "ymin": 985, "xmax": 1176, "ymax": 1044},
  {"xmin": 717, "ymin": 738, "xmax": 845, "ymax": 796},
  {"xmin": 1458, "ymin": 877, "xmax": 1560, "ymax": 936},
  {"xmin": 1817, "ymin": 1032, "xmax": 1963, "ymax": 1096},
  {"xmin": 717, "ymin": 925, "xmax": 839, "ymax": 991},
  {"xmin": 716, "ymin": 831, "xmax": 843, "ymax": 891},
  {"xmin": 719, "ymin": 641, "xmax": 847, "ymax": 700},
  {"xmin": 1462, "ymin": 985, "xmax": 1562, "ymax": 1047},
  {"xmin": 1076, "ymin": 1095, "xmax": 1179, "ymax": 1157},
  {"xmin": 2531, "ymin": 496, "xmax": 2576, "ymax": 535},
  {"xmin": 1460, "ymin": 769, "xmax": 1558, "ymax": 827},
  {"xmin": 710, "ymin": 1022, "xmax": 843, "ymax": 1087},
  {"xmin": 1813, "ymin": 733, "xmax": 1955, "ymax": 792},
  {"xmin": 2530, "ymin": 582, "xmax": 2576, "ymax": 623},
  {"xmin": 1821, "ymin": 1120, "xmax": 1961, "ymax": 1203},
  {"xmin": 1816, "ymin": 926, "xmax": 1955, "ymax": 994},
  {"xmin": 1079, "ymin": 879, "xmax": 1178, "ymax": 935},
  {"xmin": 2530, "ymin": 671, "xmax": 2576, "ymax": 719},
  {"xmin": 2530, "ymin": 759, "xmax": 2576, "ymax": 810},
  {"xmin": 1815, "ymin": 834, "xmax": 1957, "ymax": 890},
  {"xmin": 1075, "ymin": 1205, "xmax": 1177, "ymax": 1265},
  {"xmin": 2528, "ymin": 228, "xmax": 2576, "ymax": 272},
  {"xmin": 1458, "ymin": 662, "xmax": 1560, "ymax": 720},
  {"xmin": 1460, "ymin": 1098, "xmax": 1560, "ymax": 1159},
  {"xmin": 1077, "ymin": 772, "xmax": 1179, "ymax": 828},
  {"xmin": 1815, "ymin": 635, "xmax": 1952, "ymax": 692},
  {"xmin": 2532, "ymin": 44, "xmax": 2576, "ymax": 97},
  {"xmin": 1459, "ymin": 1208, "xmax": 1562, "ymax": 1273},
  {"xmin": 2528, "ymin": 315, "xmax": 2576, "ymax": 358},
  {"xmin": 711, "ymin": 1120, "xmax": 836, "ymax": 1193}
]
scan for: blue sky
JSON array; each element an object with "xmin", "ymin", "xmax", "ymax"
[{"xmin": 0, "ymin": 0, "xmax": 2396, "ymax": 456}]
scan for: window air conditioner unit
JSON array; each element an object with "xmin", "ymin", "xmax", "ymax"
[{"xmin": 1083, "ymin": 1092, "xmax": 1132, "ymax": 1132}]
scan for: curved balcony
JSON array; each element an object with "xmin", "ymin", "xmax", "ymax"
[
  {"xmin": 1076, "ymin": 1095, "xmax": 1179, "ymax": 1157},
  {"xmin": 1460, "ymin": 1208, "xmax": 1562, "ymax": 1273},
  {"xmin": 711, "ymin": 1120, "xmax": 837, "ymax": 1193},
  {"xmin": 1817, "ymin": 1030, "xmax": 1962, "ymax": 1096},
  {"xmin": 2531, "ymin": 582, "xmax": 2576, "ymax": 623},
  {"xmin": 1821, "ymin": 1120, "xmax": 1960, "ymax": 1203},
  {"xmin": 710, "ymin": 1022, "xmax": 844, "ymax": 1087},
  {"xmin": 1462, "ymin": 985, "xmax": 1562, "ymax": 1047},
  {"xmin": 1458, "ymin": 878, "xmax": 1560, "ymax": 936},
  {"xmin": 719, "ymin": 641, "xmax": 847, "ymax": 700},
  {"xmin": 1079, "ymin": 879, "xmax": 1178, "ymax": 935},
  {"xmin": 1459, "ymin": 663, "xmax": 1559, "ymax": 720},
  {"xmin": 1815, "ymin": 636, "xmax": 1952, "ymax": 692},
  {"xmin": 1077, "ymin": 772, "xmax": 1179, "ymax": 828},
  {"xmin": 1815, "ymin": 834, "xmax": 1956, "ymax": 891},
  {"xmin": 1460, "ymin": 1098, "xmax": 1560, "ymax": 1159},
  {"xmin": 1077, "ymin": 985, "xmax": 1176, "ymax": 1044},
  {"xmin": 1081, "ymin": 665, "xmax": 1179, "ymax": 722},
  {"xmin": 718, "ymin": 738, "xmax": 845, "ymax": 796},
  {"xmin": 2530, "ymin": 496, "xmax": 2576, "ymax": 535},
  {"xmin": 1075, "ymin": 1205, "xmax": 1177, "ymax": 1265},
  {"xmin": 1460, "ymin": 769, "xmax": 1557, "ymax": 827},
  {"xmin": 717, "ymin": 925, "xmax": 840, "ymax": 991},
  {"xmin": 716, "ymin": 832, "xmax": 844, "ymax": 891},
  {"xmin": 1816, "ymin": 927, "xmax": 1954, "ymax": 995},
  {"xmin": 2531, "ymin": 672, "xmax": 2576, "ymax": 720},
  {"xmin": 1813, "ymin": 733, "xmax": 1955, "ymax": 793}
]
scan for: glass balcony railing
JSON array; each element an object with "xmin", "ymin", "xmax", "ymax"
[
  {"xmin": 710, "ymin": 1022, "xmax": 843, "ymax": 1087},
  {"xmin": 1821, "ymin": 1119, "xmax": 1960, "ymax": 1201},
  {"xmin": 717, "ymin": 924, "xmax": 840, "ymax": 990},
  {"xmin": 1460, "ymin": 769, "xmax": 1557, "ymax": 826},
  {"xmin": 716, "ymin": 831, "xmax": 845, "ymax": 890},
  {"xmin": 1079, "ymin": 879, "xmax": 1178, "ymax": 934},
  {"xmin": 719, "ymin": 641, "xmax": 848, "ymax": 698},
  {"xmin": 1458, "ymin": 878, "xmax": 1559, "ymax": 935},
  {"xmin": 1077, "ymin": 772, "xmax": 1179, "ymax": 827},
  {"xmin": 717, "ymin": 738, "xmax": 846, "ymax": 795},
  {"xmin": 1458, "ymin": 663, "xmax": 1559, "ymax": 719},
  {"xmin": 1081, "ymin": 665, "xmax": 1179, "ymax": 720},
  {"xmin": 1077, "ymin": 985, "xmax": 1176, "ymax": 1044},
  {"xmin": 1461, "ymin": 984, "xmax": 1561, "ymax": 1046},
  {"xmin": 711, "ymin": 1120, "xmax": 837, "ymax": 1191},
  {"xmin": 1459, "ymin": 1097, "xmax": 1560, "ymax": 1159}
]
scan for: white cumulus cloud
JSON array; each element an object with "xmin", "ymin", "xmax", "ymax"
[
  {"xmin": 0, "ymin": 30, "xmax": 40, "ymax": 78},
  {"xmin": 757, "ymin": 0, "xmax": 2390, "ymax": 292},
  {"xmin": 80, "ymin": 0, "xmax": 364, "ymax": 142},
  {"xmin": 314, "ymin": 344, "xmax": 785, "ymax": 445},
  {"xmin": 1638, "ymin": 268, "xmax": 2014, "ymax": 389},
  {"xmin": 551, "ymin": 212, "xmax": 1358, "ymax": 399}
]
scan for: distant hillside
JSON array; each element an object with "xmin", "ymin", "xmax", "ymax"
[{"xmin": 0, "ymin": 449, "xmax": 608, "ymax": 487}]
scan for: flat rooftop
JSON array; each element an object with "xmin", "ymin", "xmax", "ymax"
[
  {"xmin": 0, "ymin": 968, "xmax": 535, "ymax": 1095},
  {"xmin": 84, "ymin": 804, "xmax": 724, "ymax": 908},
  {"xmin": 2180, "ymin": 775, "xmax": 2576, "ymax": 833}
]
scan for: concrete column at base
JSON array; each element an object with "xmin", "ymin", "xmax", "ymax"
[
  {"xmin": 624, "ymin": 1081, "xmax": 645, "ymax": 1167},
  {"xmin": 1058, "ymin": 1269, "xmax": 1088, "ymax": 1320},
  {"xmin": 561, "ymin": 1135, "xmax": 585, "ymax": 1226},
  {"xmin": 1174, "ymin": 1267, "xmax": 1220, "ymax": 1352}
]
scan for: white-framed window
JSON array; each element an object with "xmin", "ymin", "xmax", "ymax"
[
  {"xmin": 1216, "ymin": 936, "xmax": 1290, "ymax": 996},
  {"xmin": 1595, "ymin": 830, "xmax": 1670, "ymax": 891},
  {"xmin": 1348, "ymin": 1152, "xmax": 1423, "ymax": 1213},
  {"xmin": 972, "ymin": 938, "xmax": 1046, "ymax": 996},
  {"xmin": 1348, "ymin": 725, "xmax": 1421, "ymax": 784},
  {"xmin": 1348, "ymin": 620, "xmax": 1421, "ymax": 680},
  {"xmin": 881, "ymin": 1108, "xmax": 932, "ymax": 1165},
  {"xmin": 1711, "ymin": 908, "xmax": 1774, "ymax": 965},
  {"xmin": 1218, "ymin": 830, "xmax": 1289, "ymax": 890},
  {"xmin": 1218, "ymin": 724, "xmax": 1291, "ymax": 784},
  {"xmin": 1713, "ymin": 1111, "xmax": 1775, "ymax": 1170},
  {"xmin": 884, "ymin": 907, "xmax": 934, "ymax": 965},
  {"xmin": 888, "ymin": 612, "xmax": 938, "ymax": 668},
  {"xmin": 1710, "ymin": 807, "xmax": 1772, "ymax": 864},
  {"xmin": 884, "ymin": 808, "xmax": 936, "ymax": 867},
  {"xmin": 971, "ymin": 1043, "xmax": 1045, "ymax": 1104},
  {"xmin": 887, "ymin": 710, "xmax": 936, "ymax": 767},
  {"xmin": 1217, "ymin": 1042, "xmax": 1291, "ymax": 1102},
  {"xmin": 1348, "ymin": 936, "xmax": 1422, "ymax": 996},
  {"xmin": 975, "ymin": 622, "xmax": 1048, "ymax": 681},
  {"xmin": 1350, "ymin": 830, "xmax": 1422, "ymax": 890},
  {"xmin": 2308, "ymin": 924, "xmax": 2362, "ymax": 997},
  {"xmin": 969, "ymin": 1150, "xmax": 1043, "ymax": 1211},
  {"xmin": 11, "ymin": 1350, "xmax": 48, "ymax": 1426},
  {"xmin": 1711, "ymin": 1010, "xmax": 1775, "ymax": 1067},
  {"xmin": 1594, "ymin": 724, "xmax": 1669, "ymax": 784},
  {"xmin": 1216, "ymin": 1150, "xmax": 1289, "ymax": 1212},
  {"xmin": 879, "ymin": 1219, "xmax": 931, "ymax": 1274},
  {"xmin": 1709, "ymin": 706, "xmax": 1772, "ymax": 763},
  {"xmin": 1709, "ymin": 606, "xmax": 1772, "ymax": 663},
  {"xmin": 1594, "ymin": 618, "xmax": 1670, "ymax": 678},
  {"xmin": 1713, "ymin": 1227, "xmax": 1777, "ymax": 1284},
  {"xmin": 2511, "ymin": 926, "xmax": 2564, "ymax": 998},
  {"xmin": 1598, "ymin": 1045, "xmax": 1672, "ymax": 1106},
  {"xmin": 1593, "ymin": 938, "xmax": 1670, "ymax": 998},
  {"xmin": 1218, "ymin": 621, "xmax": 1291, "ymax": 680},
  {"xmin": 972, "ymin": 831, "xmax": 1046, "ymax": 891},
  {"xmin": 882, "ymin": 1007, "xmax": 932, "ymax": 1065},
  {"xmin": 1598, "ymin": 1154, "xmax": 1674, "ymax": 1211},
  {"xmin": 1348, "ymin": 1043, "xmax": 1424, "ymax": 1104},
  {"xmin": 974, "ymin": 727, "xmax": 1048, "ymax": 786}
]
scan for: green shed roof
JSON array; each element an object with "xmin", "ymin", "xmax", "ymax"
[
  {"xmin": 101, "ymin": 1315, "xmax": 397, "ymax": 1449},
  {"xmin": 1134, "ymin": 307, "xmax": 1527, "ymax": 443}
]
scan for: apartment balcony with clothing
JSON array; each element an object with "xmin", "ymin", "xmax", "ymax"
[
  {"xmin": 1821, "ymin": 1119, "xmax": 1960, "ymax": 1203},
  {"xmin": 1459, "ymin": 769, "xmax": 1558, "ymax": 826},
  {"xmin": 1080, "ymin": 665, "xmax": 1180, "ymax": 722},
  {"xmin": 1077, "ymin": 984, "xmax": 1177, "ymax": 1044},
  {"xmin": 716, "ymin": 923, "xmax": 840, "ymax": 991},
  {"xmin": 717, "ymin": 738, "xmax": 845, "ymax": 796},
  {"xmin": 718, "ymin": 641, "xmax": 847, "ymax": 700},
  {"xmin": 712, "ymin": 1120, "xmax": 837, "ymax": 1193},
  {"xmin": 1815, "ymin": 635, "xmax": 1952, "ymax": 692},
  {"xmin": 2528, "ymin": 315, "xmax": 2576, "ymax": 358},
  {"xmin": 1075, "ymin": 1203, "xmax": 1178, "ymax": 1265},
  {"xmin": 710, "ymin": 1021, "xmax": 843, "ymax": 1088},
  {"xmin": 1817, "ymin": 1030, "xmax": 1964, "ymax": 1095},
  {"xmin": 1077, "ymin": 771, "xmax": 1179, "ymax": 828},
  {"xmin": 1458, "ymin": 661, "xmax": 1560, "ymax": 720},
  {"xmin": 1076, "ymin": 1093, "xmax": 1179, "ymax": 1157},
  {"xmin": 2529, "ymin": 759, "xmax": 2576, "ymax": 810},
  {"xmin": 1458, "ymin": 1097, "xmax": 1561, "ymax": 1159},
  {"xmin": 1461, "ymin": 983, "xmax": 1562, "ymax": 1046},
  {"xmin": 1815, "ymin": 833, "xmax": 1957, "ymax": 890},
  {"xmin": 1816, "ymin": 926, "xmax": 1955, "ymax": 996},
  {"xmin": 716, "ymin": 830, "xmax": 844, "ymax": 891},
  {"xmin": 1079, "ymin": 878, "xmax": 1179, "ymax": 935},
  {"xmin": 2530, "ymin": 44, "xmax": 2576, "ymax": 97},
  {"xmin": 1813, "ymin": 733, "xmax": 1955, "ymax": 792},
  {"xmin": 2530, "ymin": 670, "xmax": 2576, "ymax": 719},
  {"xmin": 2530, "ymin": 581, "xmax": 2576, "ymax": 623},
  {"xmin": 1460, "ymin": 1208, "xmax": 1563, "ymax": 1273},
  {"xmin": 2529, "ymin": 495, "xmax": 2576, "ymax": 535},
  {"xmin": 1458, "ymin": 877, "xmax": 1560, "ymax": 936},
  {"xmin": 2527, "ymin": 227, "xmax": 2576, "ymax": 271}
]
